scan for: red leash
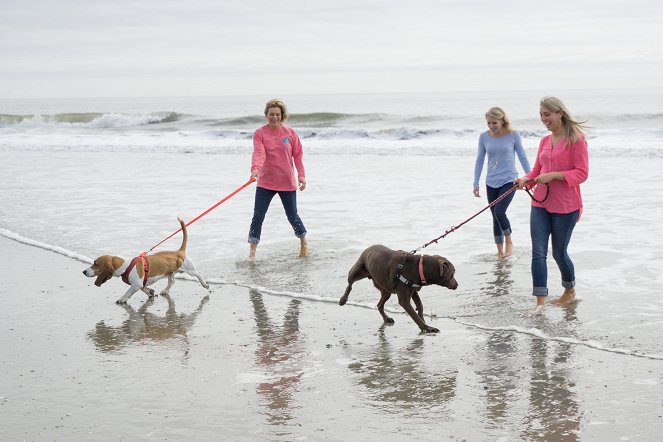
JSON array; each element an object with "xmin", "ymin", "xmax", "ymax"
[
  {"xmin": 146, "ymin": 177, "xmax": 256, "ymax": 253},
  {"xmin": 410, "ymin": 182, "xmax": 548, "ymax": 254}
]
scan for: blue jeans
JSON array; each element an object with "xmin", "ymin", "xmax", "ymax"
[
  {"xmin": 530, "ymin": 206, "xmax": 578, "ymax": 296},
  {"xmin": 248, "ymin": 187, "xmax": 307, "ymax": 244},
  {"xmin": 486, "ymin": 183, "xmax": 516, "ymax": 244}
]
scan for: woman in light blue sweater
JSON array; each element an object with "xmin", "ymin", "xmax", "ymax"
[{"xmin": 473, "ymin": 107, "xmax": 531, "ymax": 258}]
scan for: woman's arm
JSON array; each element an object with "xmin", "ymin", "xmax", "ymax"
[
  {"xmin": 514, "ymin": 132, "xmax": 531, "ymax": 174},
  {"xmin": 251, "ymin": 129, "xmax": 266, "ymax": 178}
]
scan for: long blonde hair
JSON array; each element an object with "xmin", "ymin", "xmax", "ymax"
[
  {"xmin": 485, "ymin": 106, "xmax": 514, "ymax": 133},
  {"xmin": 540, "ymin": 96, "xmax": 588, "ymax": 144}
]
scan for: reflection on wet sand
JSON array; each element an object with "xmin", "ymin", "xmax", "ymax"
[
  {"xmin": 479, "ymin": 331, "xmax": 520, "ymax": 423},
  {"xmin": 87, "ymin": 294, "xmax": 209, "ymax": 353},
  {"xmin": 250, "ymin": 289, "xmax": 304, "ymax": 426},
  {"xmin": 521, "ymin": 309, "xmax": 581, "ymax": 441},
  {"xmin": 480, "ymin": 258, "xmax": 514, "ymax": 297},
  {"xmin": 347, "ymin": 325, "xmax": 456, "ymax": 412},
  {"xmin": 478, "ymin": 260, "xmax": 519, "ymax": 422}
]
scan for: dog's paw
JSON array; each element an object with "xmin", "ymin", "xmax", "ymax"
[
  {"xmin": 383, "ymin": 317, "xmax": 395, "ymax": 324},
  {"xmin": 115, "ymin": 299, "xmax": 127, "ymax": 305},
  {"xmin": 422, "ymin": 326, "xmax": 440, "ymax": 333},
  {"xmin": 158, "ymin": 291, "xmax": 169, "ymax": 297}
]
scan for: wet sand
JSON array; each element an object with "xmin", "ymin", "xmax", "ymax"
[{"xmin": 1, "ymin": 236, "xmax": 662, "ymax": 441}]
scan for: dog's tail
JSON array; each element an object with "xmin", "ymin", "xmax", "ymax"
[{"xmin": 177, "ymin": 217, "xmax": 187, "ymax": 253}]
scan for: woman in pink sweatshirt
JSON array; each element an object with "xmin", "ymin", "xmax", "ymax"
[
  {"xmin": 248, "ymin": 99, "xmax": 307, "ymax": 258},
  {"xmin": 516, "ymin": 97, "xmax": 589, "ymax": 312}
]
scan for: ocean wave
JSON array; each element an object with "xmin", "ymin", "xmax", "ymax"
[{"xmin": 0, "ymin": 111, "xmax": 181, "ymax": 129}]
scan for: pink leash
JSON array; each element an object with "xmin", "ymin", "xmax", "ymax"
[
  {"xmin": 410, "ymin": 182, "xmax": 548, "ymax": 254},
  {"xmin": 145, "ymin": 177, "xmax": 256, "ymax": 253}
]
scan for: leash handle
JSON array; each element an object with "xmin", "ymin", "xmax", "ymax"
[
  {"xmin": 147, "ymin": 177, "xmax": 256, "ymax": 252},
  {"xmin": 525, "ymin": 182, "xmax": 550, "ymax": 203}
]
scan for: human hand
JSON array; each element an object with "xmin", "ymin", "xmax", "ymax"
[
  {"xmin": 299, "ymin": 180, "xmax": 306, "ymax": 191},
  {"xmin": 473, "ymin": 187, "xmax": 480, "ymax": 197},
  {"xmin": 534, "ymin": 173, "xmax": 556, "ymax": 184},
  {"xmin": 251, "ymin": 171, "xmax": 259, "ymax": 180},
  {"xmin": 514, "ymin": 177, "xmax": 531, "ymax": 190}
]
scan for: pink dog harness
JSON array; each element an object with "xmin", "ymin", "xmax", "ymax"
[{"xmin": 121, "ymin": 252, "xmax": 149, "ymax": 287}]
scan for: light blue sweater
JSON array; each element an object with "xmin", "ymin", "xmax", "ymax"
[{"xmin": 473, "ymin": 131, "xmax": 531, "ymax": 188}]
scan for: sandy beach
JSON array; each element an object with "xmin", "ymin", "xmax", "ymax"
[{"xmin": 1, "ymin": 235, "xmax": 662, "ymax": 441}]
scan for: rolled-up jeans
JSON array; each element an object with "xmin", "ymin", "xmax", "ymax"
[
  {"xmin": 248, "ymin": 187, "xmax": 307, "ymax": 244},
  {"xmin": 486, "ymin": 182, "xmax": 516, "ymax": 244},
  {"xmin": 530, "ymin": 206, "xmax": 579, "ymax": 296}
]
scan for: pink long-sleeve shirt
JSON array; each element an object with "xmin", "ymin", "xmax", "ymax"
[
  {"xmin": 251, "ymin": 124, "xmax": 305, "ymax": 191},
  {"xmin": 526, "ymin": 134, "xmax": 589, "ymax": 216}
]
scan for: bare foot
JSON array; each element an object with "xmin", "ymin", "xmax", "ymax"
[
  {"xmin": 299, "ymin": 238, "xmax": 308, "ymax": 258},
  {"xmin": 496, "ymin": 244, "xmax": 504, "ymax": 259},
  {"xmin": 503, "ymin": 242, "xmax": 513, "ymax": 258},
  {"xmin": 249, "ymin": 243, "xmax": 257, "ymax": 259},
  {"xmin": 520, "ymin": 304, "xmax": 545, "ymax": 317},
  {"xmin": 552, "ymin": 288, "xmax": 576, "ymax": 305}
]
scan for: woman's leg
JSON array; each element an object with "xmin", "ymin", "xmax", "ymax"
[
  {"xmin": 277, "ymin": 191, "xmax": 308, "ymax": 257},
  {"xmin": 492, "ymin": 183, "xmax": 517, "ymax": 257},
  {"xmin": 248, "ymin": 187, "xmax": 277, "ymax": 257},
  {"xmin": 530, "ymin": 206, "xmax": 552, "ymax": 305},
  {"xmin": 486, "ymin": 185, "xmax": 504, "ymax": 257},
  {"xmin": 550, "ymin": 210, "xmax": 579, "ymax": 304}
]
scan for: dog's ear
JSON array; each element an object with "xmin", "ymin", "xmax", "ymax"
[
  {"xmin": 94, "ymin": 268, "xmax": 113, "ymax": 287},
  {"xmin": 438, "ymin": 259, "xmax": 453, "ymax": 277},
  {"xmin": 93, "ymin": 256, "xmax": 121, "ymax": 287}
]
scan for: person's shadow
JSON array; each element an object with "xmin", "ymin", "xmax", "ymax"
[
  {"xmin": 250, "ymin": 289, "xmax": 305, "ymax": 425},
  {"xmin": 87, "ymin": 294, "xmax": 209, "ymax": 355},
  {"xmin": 346, "ymin": 325, "xmax": 457, "ymax": 410}
]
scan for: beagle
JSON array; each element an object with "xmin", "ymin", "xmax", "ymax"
[{"xmin": 83, "ymin": 218, "xmax": 210, "ymax": 304}]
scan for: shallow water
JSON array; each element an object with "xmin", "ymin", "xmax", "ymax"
[{"xmin": 2, "ymin": 147, "xmax": 662, "ymax": 359}]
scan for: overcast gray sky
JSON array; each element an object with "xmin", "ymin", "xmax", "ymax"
[{"xmin": 1, "ymin": 0, "xmax": 662, "ymax": 99}]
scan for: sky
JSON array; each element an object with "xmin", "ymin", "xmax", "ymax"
[{"xmin": 1, "ymin": 0, "xmax": 662, "ymax": 99}]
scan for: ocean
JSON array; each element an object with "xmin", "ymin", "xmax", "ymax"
[{"xmin": 2, "ymin": 88, "xmax": 663, "ymax": 356}]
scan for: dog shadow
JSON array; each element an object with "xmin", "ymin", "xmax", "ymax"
[
  {"xmin": 87, "ymin": 294, "xmax": 209, "ymax": 354},
  {"xmin": 346, "ymin": 325, "xmax": 457, "ymax": 411},
  {"xmin": 250, "ymin": 289, "xmax": 305, "ymax": 425}
]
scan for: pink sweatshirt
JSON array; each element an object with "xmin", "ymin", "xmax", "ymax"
[
  {"xmin": 526, "ymin": 134, "xmax": 588, "ymax": 217},
  {"xmin": 251, "ymin": 124, "xmax": 305, "ymax": 191}
]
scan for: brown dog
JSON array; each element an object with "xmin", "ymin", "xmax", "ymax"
[
  {"xmin": 83, "ymin": 218, "xmax": 209, "ymax": 304},
  {"xmin": 339, "ymin": 244, "xmax": 458, "ymax": 333}
]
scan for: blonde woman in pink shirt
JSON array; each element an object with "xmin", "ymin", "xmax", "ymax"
[
  {"xmin": 248, "ymin": 99, "xmax": 307, "ymax": 259},
  {"xmin": 516, "ymin": 97, "xmax": 589, "ymax": 312}
]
